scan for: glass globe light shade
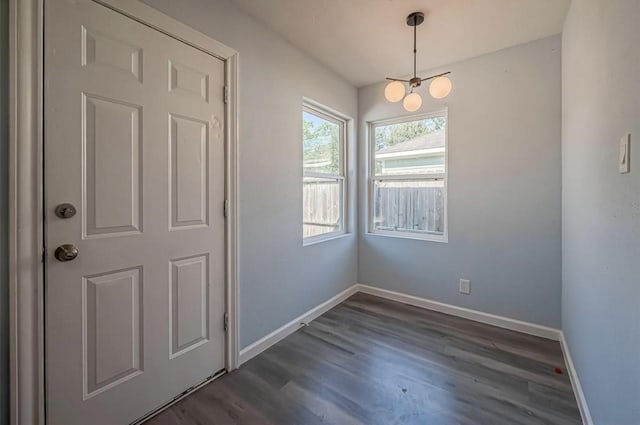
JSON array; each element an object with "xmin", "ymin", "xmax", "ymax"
[
  {"xmin": 384, "ymin": 81, "xmax": 406, "ymax": 103},
  {"xmin": 403, "ymin": 92, "xmax": 422, "ymax": 112},
  {"xmin": 429, "ymin": 76, "xmax": 452, "ymax": 99}
]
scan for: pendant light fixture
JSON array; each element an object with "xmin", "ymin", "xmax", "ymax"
[{"xmin": 385, "ymin": 12, "xmax": 452, "ymax": 111}]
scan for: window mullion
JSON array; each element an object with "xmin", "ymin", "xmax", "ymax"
[
  {"xmin": 304, "ymin": 172, "xmax": 344, "ymax": 180},
  {"xmin": 373, "ymin": 173, "xmax": 445, "ymax": 181}
]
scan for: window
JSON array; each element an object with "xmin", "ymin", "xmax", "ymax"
[
  {"xmin": 302, "ymin": 103, "xmax": 346, "ymax": 242},
  {"xmin": 369, "ymin": 111, "xmax": 448, "ymax": 242}
]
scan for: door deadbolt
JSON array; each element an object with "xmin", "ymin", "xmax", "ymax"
[
  {"xmin": 55, "ymin": 244, "xmax": 78, "ymax": 262},
  {"xmin": 55, "ymin": 203, "xmax": 77, "ymax": 219}
]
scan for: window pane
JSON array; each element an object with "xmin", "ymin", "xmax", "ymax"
[
  {"xmin": 373, "ymin": 179, "xmax": 444, "ymax": 235},
  {"xmin": 303, "ymin": 177, "xmax": 342, "ymax": 238},
  {"xmin": 374, "ymin": 116, "xmax": 446, "ymax": 176},
  {"xmin": 303, "ymin": 111, "xmax": 340, "ymax": 175}
]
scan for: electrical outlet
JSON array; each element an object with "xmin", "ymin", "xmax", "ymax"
[{"xmin": 459, "ymin": 279, "xmax": 470, "ymax": 295}]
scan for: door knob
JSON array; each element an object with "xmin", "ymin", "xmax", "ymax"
[
  {"xmin": 55, "ymin": 203, "xmax": 77, "ymax": 219},
  {"xmin": 55, "ymin": 244, "xmax": 78, "ymax": 262}
]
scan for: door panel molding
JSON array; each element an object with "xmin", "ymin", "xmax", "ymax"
[
  {"xmin": 169, "ymin": 114, "xmax": 210, "ymax": 230},
  {"xmin": 82, "ymin": 93, "xmax": 143, "ymax": 238},
  {"xmin": 8, "ymin": 0, "xmax": 239, "ymax": 423},
  {"xmin": 83, "ymin": 266, "xmax": 144, "ymax": 399},
  {"xmin": 169, "ymin": 254, "xmax": 209, "ymax": 359}
]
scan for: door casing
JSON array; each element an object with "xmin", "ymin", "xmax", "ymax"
[{"xmin": 8, "ymin": 1, "xmax": 239, "ymax": 423}]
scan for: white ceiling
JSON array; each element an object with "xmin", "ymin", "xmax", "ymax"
[{"xmin": 230, "ymin": 0, "xmax": 571, "ymax": 87}]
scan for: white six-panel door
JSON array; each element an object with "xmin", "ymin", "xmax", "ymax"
[{"xmin": 45, "ymin": 0, "xmax": 227, "ymax": 423}]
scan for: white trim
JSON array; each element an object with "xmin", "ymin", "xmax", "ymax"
[
  {"xmin": 224, "ymin": 50, "xmax": 240, "ymax": 371},
  {"xmin": 238, "ymin": 283, "xmax": 562, "ymax": 367},
  {"xmin": 560, "ymin": 332, "xmax": 594, "ymax": 425},
  {"xmin": 303, "ymin": 172, "xmax": 345, "ymax": 180},
  {"xmin": 376, "ymin": 147, "xmax": 445, "ymax": 160},
  {"xmin": 238, "ymin": 285, "xmax": 360, "ymax": 365},
  {"xmin": 92, "ymin": 0, "xmax": 236, "ymax": 59},
  {"xmin": 372, "ymin": 173, "xmax": 445, "ymax": 181},
  {"xmin": 365, "ymin": 230, "xmax": 448, "ymax": 243},
  {"xmin": 356, "ymin": 284, "xmax": 561, "ymax": 341},
  {"xmin": 9, "ymin": 0, "xmax": 45, "ymax": 424},
  {"xmin": 9, "ymin": 0, "xmax": 240, "ymax": 422},
  {"xmin": 302, "ymin": 97, "xmax": 352, "ymax": 123},
  {"xmin": 302, "ymin": 232, "xmax": 352, "ymax": 247}
]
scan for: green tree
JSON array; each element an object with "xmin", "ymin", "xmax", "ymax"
[
  {"xmin": 373, "ymin": 117, "xmax": 446, "ymax": 174},
  {"xmin": 303, "ymin": 117, "xmax": 340, "ymax": 174},
  {"xmin": 374, "ymin": 117, "xmax": 445, "ymax": 151}
]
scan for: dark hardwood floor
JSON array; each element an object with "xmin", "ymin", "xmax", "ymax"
[{"xmin": 147, "ymin": 293, "xmax": 582, "ymax": 425}]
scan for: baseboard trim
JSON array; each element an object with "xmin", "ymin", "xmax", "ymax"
[
  {"xmin": 559, "ymin": 332, "xmax": 594, "ymax": 425},
  {"xmin": 240, "ymin": 283, "xmax": 562, "ymax": 366},
  {"xmin": 238, "ymin": 284, "xmax": 588, "ymax": 421},
  {"xmin": 238, "ymin": 284, "xmax": 359, "ymax": 365},
  {"xmin": 356, "ymin": 284, "xmax": 561, "ymax": 341}
]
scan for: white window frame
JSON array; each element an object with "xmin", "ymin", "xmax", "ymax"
[
  {"xmin": 302, "ymin": 101, "xmax": 348, "ymax": 245},
  {"xmin": 368, "ymin": 109, "xmax": 449, "ymax": 243}
]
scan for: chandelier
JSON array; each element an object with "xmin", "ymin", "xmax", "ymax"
[{"xmin": 384, "ymin": 12, "xmax": 452, "ymax": 112}]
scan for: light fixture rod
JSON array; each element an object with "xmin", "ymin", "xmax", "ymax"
[
  {"xmin": 421, "ymin": 71, "xmax": 451, "ymax": 82},
  {"xmin": 387, "ymin": 71, "xmax": 450, "ymax": 84},
  {"xmin": 413, "ymin": 16, "xmax": 417, "ymax": 78}
]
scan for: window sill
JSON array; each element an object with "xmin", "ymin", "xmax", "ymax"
[
  {"xmin": 365, "ymin": 231, "xmax": 448, "ymax": 243},
  {"xmin": 303, "ymin": 232, "xmax": 352, "ymax": 247}
]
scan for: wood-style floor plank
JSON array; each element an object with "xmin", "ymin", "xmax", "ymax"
[{"xmin": 146, "ymin": 293, "xmax": 581, "ymax": 425}]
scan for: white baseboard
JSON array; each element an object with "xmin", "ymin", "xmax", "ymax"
[
  {"xmin": 559, "ymin": 332, "xmax": 594, "ymax": 425},
  {"xmin": 238, "ymin": 284, "xmax": 359, "ymax": 365},
  {"xmin": 238, "ymin": 283, "xmax": 589, "ymax": 422},
  {"xmin": 356, "ymin": 284, "xmax": 562, "ymax": 341},
  {"xmin": 240, "ymin": 283, "xmax": 561, "ymax": 365}
]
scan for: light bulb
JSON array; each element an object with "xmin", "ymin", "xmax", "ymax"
[
  {"xmin": 384, "ymin": 81, "xmax": 406, "ymax": 103},
  {"xmin": 403, "ymin": 92, "xmax": 422, "ymax": 112},
  {"xmin": 429, "ymin": 76, "xmax": 452, "ymax": 99}
]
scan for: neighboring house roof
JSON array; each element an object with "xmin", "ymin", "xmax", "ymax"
[{"xmin": 377, "ymin": 130, "xmax": 445, "ymax": 155}]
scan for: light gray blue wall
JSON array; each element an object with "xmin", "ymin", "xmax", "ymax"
[
  {"xmin": 358, "ymin": 36, "xmax": 563, "ymax": 328},
  {"xmin": 1, "ymin": 0, "xmax": 10, "ymax": 423},
  {"xmin": 562, "ymin": 0, "xmax": 640, "ymax": 423},
  {"xmin": 141, "ymin": 0, "xmax": 359, "ymax": 348}
]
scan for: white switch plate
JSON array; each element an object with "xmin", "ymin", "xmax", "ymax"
[
  {"xmin": 619, "ymin": 133, "xmax": 630, "ymax": 173},
  {"xmin": 459, "ymin": 279, "xmax": 470, "ymax": 295}
]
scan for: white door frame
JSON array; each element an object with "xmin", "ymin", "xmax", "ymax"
[{"xmin": 8, "ymin": 1, "xmax": 240, "ymax": 423}]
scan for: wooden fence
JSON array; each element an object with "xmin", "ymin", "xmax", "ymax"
[
  {"xmin": 373, "ymin": 184, "xmax": 444, "ymax": 235},
  {"xmin": 303, "ymin": 179, "xmax": 444, "ymax": 237},
  {"xmin": 303, "ymin": 180, "xmax": 340, "ymax": 238}
]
